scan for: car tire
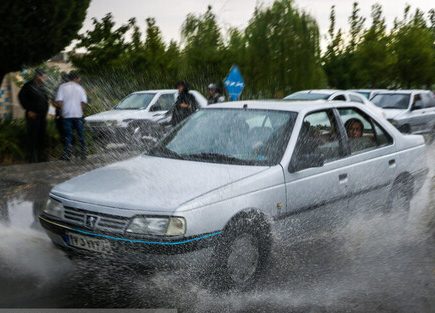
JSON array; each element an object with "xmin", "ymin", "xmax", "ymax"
[{"xmin": 209, "ymin": 217, "xmax": 271, "ymax": 291}]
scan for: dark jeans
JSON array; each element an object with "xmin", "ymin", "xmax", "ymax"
[
  {"xmin": 55, "ymin": 116, "xmax": 64, "ymax": 144},
  {"xmin": 62, "ymin": 118, "xmax": 86, "ymax": 159},
  {"xmin": 26, "ymin": 114, "xmax": 47, "ymax": 163}
]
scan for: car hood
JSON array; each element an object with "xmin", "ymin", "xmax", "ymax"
[
  {"xmin": 85, "ymin": 110, "xmax": 167, "ymax": 123},
  {"xmin": 383, "ymin": 109, "xmax": 406, "ymax": 120},
  {"xmin": 51, "ymin": 156, "xmax": 269, "ymax": 213}
]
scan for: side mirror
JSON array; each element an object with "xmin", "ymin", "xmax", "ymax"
[{"xmin": 289, "ymin": 152, "xmax": 325, "ymax": 173}]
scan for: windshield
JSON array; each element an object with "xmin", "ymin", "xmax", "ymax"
[
  {"xmin": 371, "ymin": 94, "xmax": 410, "ymax": 110},
  {"xmin": 355, "ymin": 91, "xmax": 370, "ymax": 99},
  {"xmin": 284, "ymin": 92, "xmax": 330, "ymax": 101},
  {"xmin": 115, "ymin": 93, "xmax": 156, "ymax": 110},
  {"xmin": 147, "ymin": 109, "xmax": 297, "ymax": 166}
]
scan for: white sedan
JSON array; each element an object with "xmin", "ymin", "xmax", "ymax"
[{"xmin": 40, "ymin": 100, "xmax": 427, "ymax": 290}]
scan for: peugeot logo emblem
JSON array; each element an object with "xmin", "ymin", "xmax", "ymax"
[{"xmin": 85, "ymin": 215, "xmax": 98, "ymax": 229}]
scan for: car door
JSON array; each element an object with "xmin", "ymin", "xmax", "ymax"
[
  {"xmin": 407, "ymin": 93, "xmax": 429, "ymax": 134},
  {"xmin": 419, "ymin": 92, "xmax": 435, "ymax": 133},
  {"xmin": 282, "ymin": 109, "xmax": 350, "ymax": 235},
  {"xmin": 336, "ymin": 107, "xmax": 396, "ymax": 213}
]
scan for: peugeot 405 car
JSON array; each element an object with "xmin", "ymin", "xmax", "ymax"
[{"xmin": 40, "ymin": 100, "xmax": 428, "ymax": 290}]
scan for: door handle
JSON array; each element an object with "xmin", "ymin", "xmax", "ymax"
[
  {"xmin": 338, "ymin": 173, "xmax": 348, "ymax": 183},
  {"xmin": 388, "ymin": 159, "xmax": 396, "ymax": 167}
]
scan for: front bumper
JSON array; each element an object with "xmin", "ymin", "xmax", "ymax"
[
  {"xmin": 87, "ymin": 125, "xmax": 132, "ymax": 143},
  {"xmin": 40, "ymin": 214, "xmax": 221, "ymax": 267}
]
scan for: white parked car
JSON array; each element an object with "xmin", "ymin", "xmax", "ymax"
[
  {"xmin": 40, "ymin": 100, "xmax": 427, "ymax": 290},
  {"xmin": 284, "ymin": 89, "xmax": 386, "ymax": 118},
  {"xmin": 371, "ymin": 90, "xmax": 435, "ymax": 136},
  {"xmin": 85, "ymin": 89, "xmax": 207, "ymax": 145}
]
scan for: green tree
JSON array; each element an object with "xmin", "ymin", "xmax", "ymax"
[
  {"xmin": 70, "ymin": 13, "xmax": 134, "ymax": 72},
  {"xmin": 391, "ymin": 7, "xmax": 435, "ymax": 88},
  {"xmin": 353, "ymin": 4, "xmax": 393, "ymax": 87},
  {"xmin": 244, "ymin": 0, "xmax": 325, "ymax": 97},
  {"xmin": 0, "ymin": 0, "xmax": 90, "ymax": 82},
  {"xmin": 181, "ymin": 5, "xmax": 225, "ymax": 85},
  {"xmin": 323, "ymin": 5, "xmax": 349, "ymax": 88}
]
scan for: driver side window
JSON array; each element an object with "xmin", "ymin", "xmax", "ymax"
[
  {"xmin": 290, "ymin": 110, "xmax": 342, "ymax": 172},
  {"xmin": 412, "ymin": 94, "xmax": 423, "ymax": 110}
]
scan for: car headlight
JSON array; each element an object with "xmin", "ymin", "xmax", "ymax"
[
  {"xmin": 43, "ymin": 198, "xmax": 64, "ymax": 218},
  {"xmin": 126, "ymin": 216, "xmax": 186, "ymax": 236}
]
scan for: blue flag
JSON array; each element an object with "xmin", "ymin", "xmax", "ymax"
[{"xmin": 224, "ymin": 65, "xmax": 245, "ymax": 101}]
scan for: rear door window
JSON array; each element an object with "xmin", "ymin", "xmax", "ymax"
[
  {"xmin": 350, "ymin": 94, "xmax": 364, "ymax": 103},
  {"xmin": 338, "ymin": 108, "xmax": 392, "ymax": 154}
]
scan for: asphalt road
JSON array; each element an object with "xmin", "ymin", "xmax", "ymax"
[{"xmin": 0, "ymin": 144, "xmax": 434, "ymax": 312}]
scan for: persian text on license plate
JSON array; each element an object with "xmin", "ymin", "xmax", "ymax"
[{"xmin": 66, "ymin": 232, "xmax": 112, "ymax": 254}]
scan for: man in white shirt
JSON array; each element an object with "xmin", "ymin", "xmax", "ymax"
[{"xmin": 55, "ymin": 71, "xmax": 88, "ymax": 160}]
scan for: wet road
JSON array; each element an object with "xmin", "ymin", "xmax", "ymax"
[{"xmin": 0, "ymin": 145, "xmax": 434, "ymax": 312}]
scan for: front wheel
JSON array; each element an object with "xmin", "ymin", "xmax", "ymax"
[{"xmin": 210, "ymin": 218, "xmax": 271, "ymax": 291}]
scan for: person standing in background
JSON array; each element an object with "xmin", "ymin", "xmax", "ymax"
[
  {"xmin": 18, "ymin": 69, "xmax": 49, "ymax": 163},
  {"xmin": 207, "ymin": 83, "xmax": 225, "ymax": 105},
  {"xmin": 55, "ymin": 71, "xmax": 88, "ymax": 161},
  {"xmin": 171, "ymin": 81, "xmax": 198, "ymax": 126},
  {"xmin": 53, "ymin": 72, "xmax": 70, "ymax": 144}
]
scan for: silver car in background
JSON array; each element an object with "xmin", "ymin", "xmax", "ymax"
[
  {"xmin": 284, "ymin": 89, "xmax": 385, "ymax": 118},
  {"xmin": 371, "ymin": 90, "xmax": 435, "ymax": 136},
  {"xmin": 40, "ymin": 100, "xmax": 428, "ymax": 290}
]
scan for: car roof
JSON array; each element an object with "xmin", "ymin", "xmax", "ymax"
[
  {"xmin": 373, "ymin": 89, "xmax": 430, "ymax": 95},
  {"xmin": 350, "ymin": 89, "xmax": 387, "ymax": 92},
  {"xmin": 133, "ymin": 89, "xmax": 177, "ymax": 94},
  {"xmin": 293, "ymin": 89, "xmax": 342, "ymax": 95},
  {"xmin": 206, "ymin": 100, "xmax": 363, "ymax": 113}
]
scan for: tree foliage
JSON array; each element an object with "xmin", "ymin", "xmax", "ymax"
[
  {"xmin": 0, "ymin": 0, "xmax": 90, "ymax": 82},
  {"xmin": 324, "ymin": 3, "xmax": 434, "ymax": 89},
  {"xmin": 70, "ymin": 0, "xmax": 434, "ymax": 99}
]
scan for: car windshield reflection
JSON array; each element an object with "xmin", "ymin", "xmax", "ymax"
[{"xmin": 147, "ymin": 108, "xmax": 297, "ymax": 166}]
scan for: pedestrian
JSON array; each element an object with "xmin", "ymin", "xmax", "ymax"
[
  {"xmin": 207, "ymin": 83, "xmax": 225, "ymax": 105},
  {"xmin": 171, "ymin": 81, "xmax": 198, "ymax": 126},
  {"xmin": 18, "ymin": 68, "xmax": 49, "ymax": 163},
  {"xmin": 54, "ymin": 72, "xmax": 70, "ymax": 144},
  {"xmin": 55, "ymin": 71, "xmax": 88, "ymax": 160}
]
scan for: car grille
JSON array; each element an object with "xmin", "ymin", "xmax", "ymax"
[
  {"xmin": 63, "ymin": 206, "xmax": 129, "ymax": 234},
  {"xmin": 88, "ymin": 121, "xmax": 116, "ymax": 128}
]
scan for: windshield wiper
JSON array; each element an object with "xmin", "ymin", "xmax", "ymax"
[
  {"xmin": 182, "ymin": 152, "xmax": 256, "ymax": 165},
  {"xmin": 147, "ymin": 144, "xmax": 184, "ymax": 160}
]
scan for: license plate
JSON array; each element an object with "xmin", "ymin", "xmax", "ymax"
[{"xmin": 66, "ymin": 232, "xmax": 112, "ymax": 254}]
